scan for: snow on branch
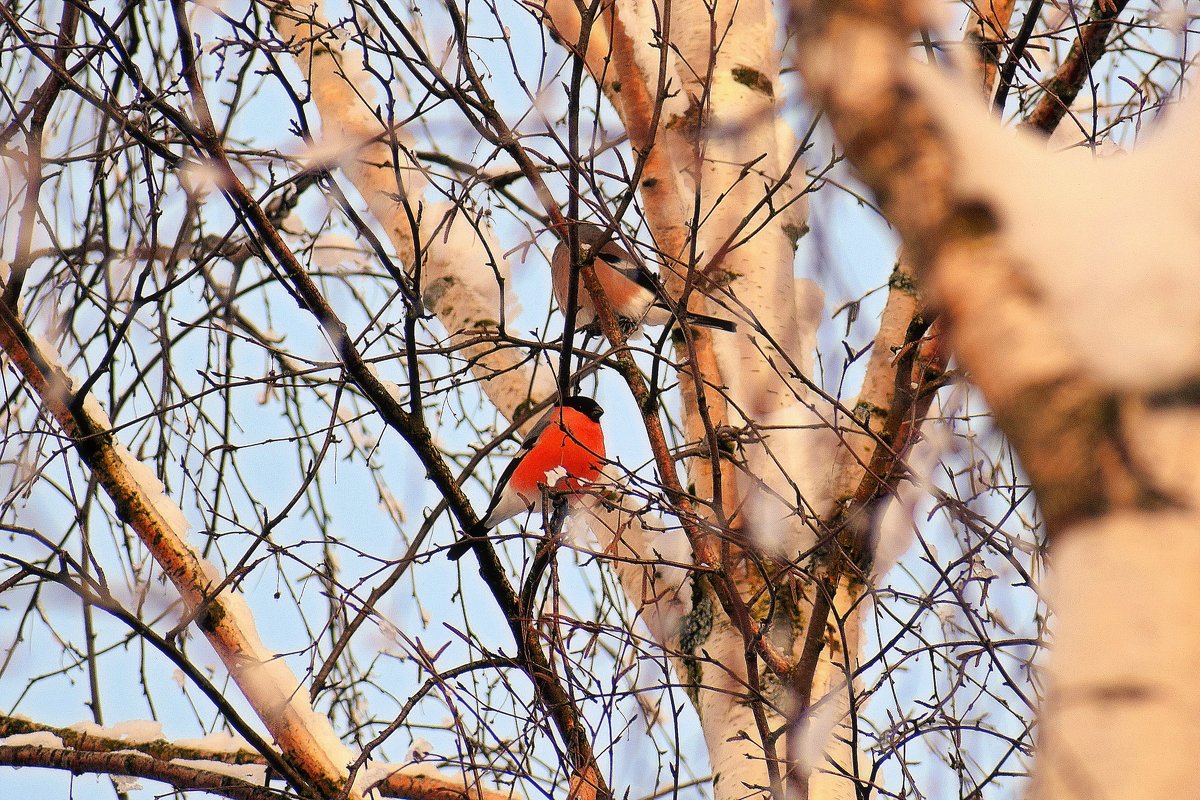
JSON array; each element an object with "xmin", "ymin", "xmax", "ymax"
[
  {"xmin": 794, "ymin": 0, "xmax": 1200, "ymax": 395},
  {"xmin": 0, "ymin": 743, "xmax": 270, "ymax": 800},
  {"xmin": 0, "ymin": 306, "xmax": 364, "ymax": 799}
]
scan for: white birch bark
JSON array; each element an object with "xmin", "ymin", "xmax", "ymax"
[
  {"xmin": 666, "ymin": 0, "xmax": 834, "ymax": 560},
  {"xmin": 1035, "ymin": 510, "xmax": 1200, "ymax": 800},
  {"xmin": 636, "ymin": 2, "xmax": 856, "ymax": 793}
]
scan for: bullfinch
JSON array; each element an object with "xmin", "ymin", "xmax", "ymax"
[
  {"xmin": 550, "ymin": 223, "xmax": 737, "ymax": 335},
  {"xmin": 447, "ymin": 396, "xmax": 607, "ymax": 560}
]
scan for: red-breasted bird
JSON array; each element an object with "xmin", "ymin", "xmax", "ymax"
[
  {"xmin": 550, "ymin": 223, "xmax": 737, "ymax": 335},
  {"xmin": 447, "ymin": 396, "xmax": 607, "ymax": 560}
]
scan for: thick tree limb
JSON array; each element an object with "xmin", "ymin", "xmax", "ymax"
[
  {"xmin": 0, "ymin": 714, "xmax": 515, "ymax": 800},
  {"xmin": 790, "ymin": 1, "xmax": 1200, "ymax": 796},
  {"xmin": 0, "ymin": 744, "xmax": 276, "ymax": 800}
]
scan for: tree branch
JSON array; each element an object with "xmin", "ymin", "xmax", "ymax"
[
  {"xmin": 0, "ymin": 714, "xmax": 511, "ymax": 800},
  {"xmin": 0, "ymin": 744, "xmax": 278, "ymax": 800},
  {"xmin": 1021, "ymin": 0, "xmax": 1131, "ymax": 135}
]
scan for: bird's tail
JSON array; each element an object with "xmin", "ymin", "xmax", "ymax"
[
  {"xmin": 446, "ymin": 520, "xmax": 489, "ymax": 561},
  {"xmin": 683, "ymin": 311, "xmax": 737, "ymax": 333}
]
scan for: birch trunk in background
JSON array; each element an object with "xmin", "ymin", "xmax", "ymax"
[
  {"xmin": 270, "ymin": 1, "xmax": 555, "ymax": 423},
  {"xmin": 536, "ymin": 0, "xmax": 867, "ymax": 795}
]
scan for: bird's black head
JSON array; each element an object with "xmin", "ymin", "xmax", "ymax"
[{"xmin": 563, "ymin": 395, "xmax": 604, "ymax": 422}]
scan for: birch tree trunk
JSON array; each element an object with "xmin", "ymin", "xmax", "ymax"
[{"xmin": 789, "ymin": 0, "xmax": 1200, "ymax": 797}]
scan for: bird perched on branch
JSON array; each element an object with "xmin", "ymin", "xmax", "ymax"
[
  {"xmin": 550, "ymin": 223, "xmax": 737, "ymax": 336},
  {"xmin": 447, "ymin": 396, "xmax": 607, "ymax": 560}
]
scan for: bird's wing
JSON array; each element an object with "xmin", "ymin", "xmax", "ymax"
[
  {"xmin": 479, "ymin": 452, "xmax": 525, "ymax": 525},
  {"xmin": 595, "ymin": 247, "xmax": 660, "ymax": 294},
  {"xmin": 519, "ymin": 405, "xmax": 559, "ymax": 450},
  {"xmin": 478, "ymin": 405, "xmax": 558, "ymax": 517}
]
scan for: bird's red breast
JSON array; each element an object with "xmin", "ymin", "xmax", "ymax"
[{"xmin": 506, "ymin": 406, "xmax": 606, "ymax": 502}]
